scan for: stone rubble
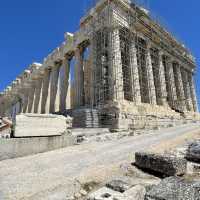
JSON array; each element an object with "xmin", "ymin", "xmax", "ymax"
[
  {"xmin": 85, "ymin": 145, "xmax": 200, "ymax": 200},
  {"xmin": 124, "ymin": 185, "xmax": 146, "ymax": 200},
  {"xmin": 145, "ymin": 176, "xmax": 200, "ymax": 200},
  {"xmin": 187, "ymin": 162, "xmax": 200, "ymax": 175}
]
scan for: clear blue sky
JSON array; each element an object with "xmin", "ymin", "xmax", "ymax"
[{"xmin": 0, "ymin": 0, "xmax": 199, "ymax": 107}]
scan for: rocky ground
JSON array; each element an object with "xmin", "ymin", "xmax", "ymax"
[{"xmin": 0, "ymin": 123, "xmax": 200, "ymax": 200}]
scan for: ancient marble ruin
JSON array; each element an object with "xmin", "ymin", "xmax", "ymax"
[{"xmin": 0, "ymin": 0, "xmax": 199, "ymax": 130}]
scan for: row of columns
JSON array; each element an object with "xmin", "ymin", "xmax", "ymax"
[
  {"xmin": 0, "ymin": 29, "xmax": 198, "ymax": 117},
  {"xmin": 0, "ymin": 44, "xmax": 87, "ymax": 118},
  {"xmin": 110, "ymin": 28, "xmax": 198, "ymax": 112},
  {"xmin": 75, "ymin": 28, "xmax": 198, "ymax": 113},
  {"xmin": 20, "ymin": 57, "xmax": 72, "ymax": 115}
]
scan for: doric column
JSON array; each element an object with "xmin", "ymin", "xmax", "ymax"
[
  {"xmin": 89, "ymin": 36, "xmax": 96, "ymax": 107},
  {"xmin": 55, "ymin": 67, "xmax": 61, "ymax": 112},
  {"xmin": 49, "ymin": 63, "xmax": 61, "ymax": 113},
  {"xmin": 129, "ymin": 38, "xmax": 141, "ymax": 104},
  {"xmin": 60, "ymin": 57, "xmax": 70, "ymax": 112},
  {"xmin": 146, "ymin": 43, "xmax": 157, "ymax": 105},
  {"xmin": 33, "ymin": 78, "xmax": 43, "ymax": 113},
  {"xmin": 181, "ymin": 69, "xmax": 193, "ymax": 111},
  {"xmin": 21, "ymin": 89, "xmax": 29, "ymax": 113},
  {"xmin": 74, "ymin": 47, "xmax": 84, "ymax": 108},
  {"xmin": 110, "ymin": 29, "xmax": 124, "ymax": 101},
  {"xmin": 175, "ymin": 64, "xmax": 187, "ymax": 111},
  {"xmin": 164, "ymin": 57, "xmax": 177, "ymax": 109},
  {"xmin": 158, "ymin": 51, "xmax": 167, "ymax": 106},
  {"xmin": 188, "ymin": 73, "xmax": 198, "ymax": 112},
  {"xmin": 0, "ymin": 102, "xmax": 3, "ymax": 116},
  {"xmin": 0, "ymin": 100, "xmax": 5, "ymax": 116},
  {"xmin": 41, "ymin": 69, "xmax": 51, "ymax": 114},
  {"xmin": 27, "ymin": 83, "xmax": 36, "ymax": 113},
  {"xmin": 17, "ymin": 95, "xmax": 23, "ymax": 113}
]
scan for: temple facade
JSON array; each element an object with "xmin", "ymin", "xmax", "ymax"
[{"xmin": 0, "ymin": 0, "xmax": 199, "ymax": 130}]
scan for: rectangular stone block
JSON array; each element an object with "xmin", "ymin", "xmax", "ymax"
[
  {"xmin": 135, "ymin": 152, "xmax": 187, "ymax": 177},
  {"xmin": 14, "ymin": 114, "xmax": 71, "ymax": 137},
  {"xmin": 186, "ymin": 141, "xmax": 200, "ymax": 163}
]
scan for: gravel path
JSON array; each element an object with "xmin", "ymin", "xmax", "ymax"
[{"xmin": 0, "ymin": 123, "xmax": 200, "ymax": 200}]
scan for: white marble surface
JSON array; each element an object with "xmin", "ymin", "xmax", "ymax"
[{"xmin": 14, "ymin": 114, "xmax": 70, "ymax": 137}]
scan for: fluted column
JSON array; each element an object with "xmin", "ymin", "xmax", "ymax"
[
  {"xmin": 41, "ymin": 69, "xmax": 51, "ymax": 114},
  {"xmin": 146, "ymin": 43, "xmax": 157, "ymax": 105},
  {"xmin": 110, "ymin": 29, "xmax": 124, "ymax": 101},
  {"xmin": 181, "ymin": 69, "xmax": 193, "ymax": 111},
  {"xmin": 18, "ymin": 95, "xmax": 23, "ymax": 113},
  {"xmin": 21, "ymin": 89, "xmax": 29, "ymax": 113},
  {"xmin": 74, "ymin": 47, "xmax": 84, "ymax": 108},
  {"xmin": 165, "ymin": 57, "xmax": 177, "ymax": 109},
  {"xmin": 0, "ymin": 101, "xmax": 5, "ymax": 116},
  {"xmin": 175, "ymin": 64, "xmax": 187, "ymax": 111},
  {"xmin": 188, "ymin": 73, "xmax": 198, "ymax": 112},
  {"xmin": 60, "ymin": 57, "xmax": 70, "ymax": 112},
  {"xmin": 0, "ymin": 100, "xmax": 2, "ymax": 116},
  {"xmin": 89, "ymin": 36, "xmax": 95, "ymax": 107},
  {"xmin": 49, "ymin": 63, "xmax": 61, "ymax": 113},
  {"xmin": 129, "ymin": 38, "xmax": 141, "ymax": 104},
  {"xmin": 33, "ymin": 78, "xmax": 43, "ymax": 113},
  {"xmin": 158, "ymin": 51, "xmax": 167, "ymax": 106},
  {"xmin": 27, "ymin": 83, "xmax": 36, "ymax": 113}
]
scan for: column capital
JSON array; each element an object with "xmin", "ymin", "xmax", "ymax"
[
  {"xmin": 174, "ymin": 60, "xmax": 181, "ymax": 66},
  {"xmin": 158, "ymin": 49, "xmax": 164, "ymax": 57},
  {"xmin": 54, "ymin": 61, "xmax": 62, "ymax": 67},
  {"xmin": 146, "ymin": 40, "xmax": 153, "ymax": 49},
  {"xmin": 75, "ymin": 45, "xmax": 84, "ymax": 54},
  {"xmin": 63, "ymin": 54, "xmax": 70, "ymax": 60},
  {"xmin": 61, "ymin": 55, "xmax": 71, "ymax": 66}
]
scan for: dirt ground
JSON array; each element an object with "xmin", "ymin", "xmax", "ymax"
[{"xmin": 0, "ymin": 123, "xmax": 200, "ymax": 200}]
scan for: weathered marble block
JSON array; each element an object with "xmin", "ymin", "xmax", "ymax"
[
  {"xmin": 106, "ymin": 179, "xmax": 131, "ymax": 193},
  {"xmin": 14, "ymin": 114, "xmax": 72, "ymax": 137},
  {"xmin": 186, "ymin": 141, "xmax": 200, "ymax": 163},
  {"xmin": 135, "ymin": 152, "xmax": 187, "ymax": 177}
]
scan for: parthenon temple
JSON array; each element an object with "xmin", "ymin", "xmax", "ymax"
[{"xmin": 0, "ymin": 0, "xmax": 199, "ymax": 130}]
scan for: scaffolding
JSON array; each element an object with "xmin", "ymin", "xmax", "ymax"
[{"xmin": 77, "ymin": 0, "xmax": 197, "ymax": 128}]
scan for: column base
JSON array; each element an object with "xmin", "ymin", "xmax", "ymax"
[{"xmin": 98, "ymin": 100, "xmax": 199, "ymax": 131}]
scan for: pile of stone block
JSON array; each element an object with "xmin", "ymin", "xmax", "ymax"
[
  {"xmin": 84, "ymin": 145, "xmax": 200, "ymax": 200},
  {"xmin": 132, "ymin": 149, "xmax": 200, "ymax": 199}
]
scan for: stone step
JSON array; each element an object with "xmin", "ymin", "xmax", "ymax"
[{"xmin": 72, "ymin": 108, "xmax": 100, "ymax": 128}]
